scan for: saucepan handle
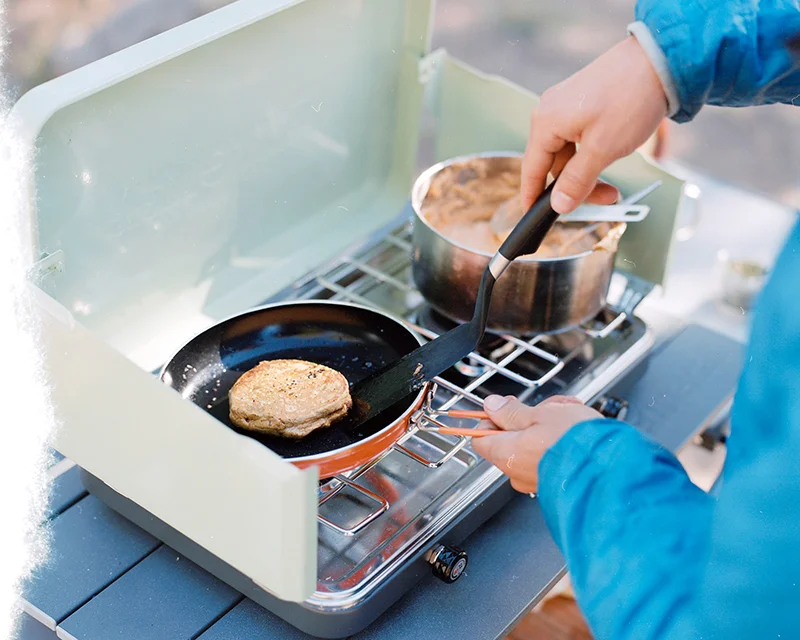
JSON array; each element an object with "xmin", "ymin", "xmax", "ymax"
[{"xmin": 497, "ymin": 183, "xmax": 559, "ymax": 262}]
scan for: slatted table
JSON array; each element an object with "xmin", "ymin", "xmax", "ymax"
[{"xmin": 19, "ymin": 323, "xmax": 742, "ymax": 640}]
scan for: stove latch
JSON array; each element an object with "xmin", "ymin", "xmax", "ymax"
[
  {"xmin": 426, "ymin": 544, "xmax": 468, "ymax": 584},
  {"xmin": 591, "ymin": 396, "xmax": 629, "ymax": 421}
]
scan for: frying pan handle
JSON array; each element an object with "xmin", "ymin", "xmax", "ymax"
[{"xmin": 497, "ymin": 183, "xmax": 559, "ymax": 263}]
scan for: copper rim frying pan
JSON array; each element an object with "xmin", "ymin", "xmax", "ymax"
[{"xmin": 160, "ymin": 300, "xmax": 435, "ymax": 479}]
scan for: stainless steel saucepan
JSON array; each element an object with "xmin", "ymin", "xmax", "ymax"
[{"xmin": 411, "ymin": 151, "xmax": 641, "ymax": 335}]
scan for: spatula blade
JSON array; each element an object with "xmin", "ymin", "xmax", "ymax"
[{"xmin": 348, "ymin": 323, "xmax": 478, "ymax": 427}]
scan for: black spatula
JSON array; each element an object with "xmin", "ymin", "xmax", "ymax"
[{"xmin": 348, "ymin": 183, "xmax": 559, "ymax": 427}]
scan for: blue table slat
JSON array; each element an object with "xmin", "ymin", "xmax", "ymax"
[
  {"xmin": 197, "ymin": 599, "xmax": 312, "ymax": 640},
  {"xmin": 21, "ymin": 495, "xmax": 160, "ymax": 628},
  {"xmin": 45, "ymin": 467, "xmax": 87, "ymax": 520},
  {"xmin": 58, "ymin": 546, "xmax": 243, "ymax": 640},
  {"xmin": 48, "ymin": 450, "xmax": 65, "ymax": 467}
]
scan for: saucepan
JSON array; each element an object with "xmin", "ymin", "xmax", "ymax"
[
  {"xmin": 160, "ymin": 300, "xmax": 444, "ymax": 479},
  {"xmin": 411, "ymin": 152, "xmax": 632, "ymax": 335}
]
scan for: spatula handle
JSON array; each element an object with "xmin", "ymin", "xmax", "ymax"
[{"xmin": 497, "ymin": 183, "xmax": 559, "ymax": 261}]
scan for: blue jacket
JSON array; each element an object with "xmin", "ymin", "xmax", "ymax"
[{"xmin": 537, "ymin": 2, "xmax": 800, "ymax": 638}]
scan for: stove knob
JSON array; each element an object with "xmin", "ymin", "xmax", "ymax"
[
  {"xmin": 427, "ymin": 544, "xmax": 468, "ymax": 584},
  {"xmin": 592, "ymin": 396, "xmax": 629, "ymax": 421}
]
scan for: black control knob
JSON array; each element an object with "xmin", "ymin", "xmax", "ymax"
[
  {"xmin": 427, "ymin": 544, "xmax": 468, "ymax": 584},
  {"xmin": 592, "ymin": 396, "xmax": 629, "ymax": 421}
]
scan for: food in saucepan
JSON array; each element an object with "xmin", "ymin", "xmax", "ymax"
[
  {"xmin": 229, "ymin": 359, "xmax": 352, "ymax": 438},
  {"xmin": 420, "ymin": 156, "xmax": 621, "ymax": 258}
]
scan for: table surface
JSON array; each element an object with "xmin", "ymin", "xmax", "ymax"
[{"xmin": 18, "ymin": 165, "xmax": 789, "ymax": 640}]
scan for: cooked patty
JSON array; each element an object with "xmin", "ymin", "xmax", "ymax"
[{"xmin": 228, "ymin": 359, "xmax": 352, "ymax": 438}]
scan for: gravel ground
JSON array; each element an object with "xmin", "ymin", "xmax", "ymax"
[{"xmin": 4, "ymin": 0, "xmax": 799, "ymax": 207}]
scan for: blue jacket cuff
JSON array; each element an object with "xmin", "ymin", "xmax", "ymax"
[
  {"xmin": 627, "ymin": 21, "xmax": 680, "ymax": 118},
  {"xmin": 537, "ymin": 418, "xmax": 660, "ymax": 550},
  {"xmin": 633, "ymin": 0, "xmax": 800, "ymax": 122}
]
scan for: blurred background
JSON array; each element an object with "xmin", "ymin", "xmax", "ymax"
[{"xmin": 4, "ymin": 0, "xmax": 799, "ymax": 207}]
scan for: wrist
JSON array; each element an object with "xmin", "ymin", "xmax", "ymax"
[{"xmin": 625, "ymin": 25, "xmax": 675, "ymax": 118}]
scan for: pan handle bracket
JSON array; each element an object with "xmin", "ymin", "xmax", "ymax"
[{"xmin": 395, "ymin": 384, "xmax": 471, "ymax": 468}]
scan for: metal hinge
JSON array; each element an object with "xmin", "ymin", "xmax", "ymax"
[
  {"xmin": 417, "ymin": 51, "xmax": 443, "ymax": 85},
  {"xmin": 28, "ymin": 250, "xmax": 64, "ymax": 285},
  {"xmin": 613, "ymin": 272, "xmax": 655, "ymax": 316}
]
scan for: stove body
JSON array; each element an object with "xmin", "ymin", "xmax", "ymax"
[
  {"xmin": 13, "ymin": 0, "xmax": 689, "ymax": 636},
  {"xmin": 85, "ymin": 212, "xmax": 656, "ymax": 637}
]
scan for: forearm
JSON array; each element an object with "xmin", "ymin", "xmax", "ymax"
[
  {"xmin": 632, "ymin": 0, "xmax": 800, "ymax": 122},
  {"xmin": 538, "ymin": 419, "xmax": 712, "ymax": 639}
]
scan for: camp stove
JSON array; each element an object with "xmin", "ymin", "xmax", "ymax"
[
  {"xmin": 77, "ymin": 214, "xmax": 660, "ymax": 637},
  {"xmin": 106, "ymin": 215, "xmax": 648, "ymax": 638},
  {"xmin": 14, "ymin": 0, "xmax": 689, "ymax": 637}
]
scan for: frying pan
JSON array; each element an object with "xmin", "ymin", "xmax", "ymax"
[{"xmin": 160, "ymin": 301, "xmax": 428, "ymax": 479}]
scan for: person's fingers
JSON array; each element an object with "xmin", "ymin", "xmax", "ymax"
[
  {"xmin": 510, "ymin": 478, "xmax": 538, "ymax": 494},
  {"xmin": 474, "ymin": 419, "xmax": 499, "ymax": 433},
  {"xmin": 520, "ymin": 147, "xmax": 554, "ymax": 212},
  {"xmin": 471, "ymin": 430, "xmax": 539, "ymax": 493},
  {"xmin": 536, "ymin": 395, "xmax": 584, "ymax": 407},
  {"xmin": 527, "ymin": 139, "xmax": 617, "ymax": 212},
  {"xmin": 482, "ymin": 395, "xmax": 539, "ymax": 431},
  {"xmin": 551, "ymin": 145, "xmax": 618, "ymax": 207},
  {"xmin": 470, "ymin": 429, "xmax": 525, "ymax": 468},
  {"xmin": 550, "ymin": 143, "xmax": 576, "ymax": 178},
  {"xmin": 585, "ymin": 181, "xmax": 620, "ymax": 205},
  {"xmin": 481, "ymin": 395, "xmax": 584, "ymax": 432},
  {"xmin": 520, "ymin": 123, "xmax": 567, "ymax": 211},
  {"xmin": 550, "ymin": 142, "xmax": 614, "ymax": 214}
]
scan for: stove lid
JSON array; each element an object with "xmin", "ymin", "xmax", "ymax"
[{"xmin": 12, "ymin": 0, "xmax": 433, "ymax": 369}]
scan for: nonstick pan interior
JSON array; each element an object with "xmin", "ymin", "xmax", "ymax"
[{"xmin": 161, "ymin": 302, "xmax": 422, "ymax": 460}]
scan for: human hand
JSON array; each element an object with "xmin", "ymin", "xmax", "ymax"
[
  {"xmin": 470, "ymin": 395, "xmax": 601, "ymax": 494},
  {"xmin": 522, "ymin": 35, "xmax": 669, "ymax": 214}
]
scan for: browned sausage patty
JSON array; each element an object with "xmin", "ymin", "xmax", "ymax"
[{"xmin": 229, "ymin": 359, "xmax": 352, "ymax": 438}]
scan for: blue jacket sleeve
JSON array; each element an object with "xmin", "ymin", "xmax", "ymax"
[
  {"xmin": 685, "ymin": 220, "xmax": 800, "ymax": 638},
  {"xmin": 538, "ymin": 222, "xmax": 800, "ymax": 639},
  {"xmin": 537, "ymin": 420, "xmax": 713, "ymax": 640},
  {"xmin": 632, "ymin": 0, "xmax": 800, "ymax": 122}
]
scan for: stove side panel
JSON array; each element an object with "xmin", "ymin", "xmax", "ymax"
[{"xmin": 34, "ymin": 287, "xmax": 320, "ymax": 603}]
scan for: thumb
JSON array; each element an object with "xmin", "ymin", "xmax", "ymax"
[
  {"xmin": 483, "ymin": 395, "xmax": 538, "ymax": 431},
  {"xmin": 550, "ymin": 144, "xmax": 610, "ymax": 214}
]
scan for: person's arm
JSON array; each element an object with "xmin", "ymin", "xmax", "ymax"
[
  {"xmin": 478, "ymin": 223, "xmax": 800, "ymax": 639},
  {"xmin": 537, "ymin": 420, "xmax": 713, "ymax": 639},
  {"xmin": 631, "ymin": 0, "xmax": 800, "ymax": 123},
  {"xmin": 543, "ymin": 223, "xmax": 800, "ymax": 638},
  {"xmin": 471, "ymin": 397, "xmax": 715, "ymax": 638},
  {"xmin": 683, "ymin": 222, "xmax": 800, "ymax": 638},
  {"xmin": 519, "ymin": 0, "xmax": 800, "ymax": 214}
]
